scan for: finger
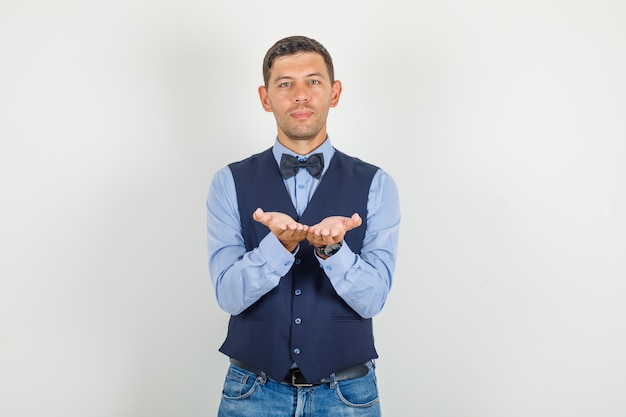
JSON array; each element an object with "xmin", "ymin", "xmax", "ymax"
[
  {"xmin": 286, "ymin": 223, "xmax": 301, "ymax": 231},
  {"xmin": 252, "ymin": 208, "xmax": 269, "ymax": 226},
  {"xmin": 253, "ymin": 208, "xmax": 265, "ymax": 221}
]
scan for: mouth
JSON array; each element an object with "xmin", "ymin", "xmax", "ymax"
[{"xmin": 290, "ymin": 108, "xmax": 315, "ymax": 119}]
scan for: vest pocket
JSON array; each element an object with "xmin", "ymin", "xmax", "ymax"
[
  {"xmin": 331, "ymin": 315, "xmax": 363, "ymax": 322},
  {"xmin": 236, "ymin": 315, "xmax": 263, "ymax": 320}
]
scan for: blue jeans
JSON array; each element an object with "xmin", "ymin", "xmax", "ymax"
[{"xmin": 217, "ymin": 361, "xmax": 382, "ymax": 417}]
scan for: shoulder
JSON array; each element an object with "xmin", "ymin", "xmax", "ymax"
[
  {"xmin": 331, "ymin": 148, "xmax": 380, "ymax": 176},
  {"xmin": 332, "ymin": 148, "xmax": 378, "ymax": 167},
  {"xmin": 228, "ymin": 148, "xmax": 274, "ymax": 171}
]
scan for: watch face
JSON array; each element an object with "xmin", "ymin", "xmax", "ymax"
[
  {"xmin": 325, "ymin": 243, "xmax": 342, "ymax": 255},
  {"xmin": 316, "ymin": 241, "xmax": 343, "ymax": 257}
]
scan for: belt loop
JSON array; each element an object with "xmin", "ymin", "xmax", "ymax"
[{"xmin": 329, "ymin": 372, "xmax": 337, "ymax": 389}]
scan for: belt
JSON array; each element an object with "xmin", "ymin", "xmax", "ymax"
[{"xmin": 230, "ymin": 359, "xmax": 370, "ymax": 387}]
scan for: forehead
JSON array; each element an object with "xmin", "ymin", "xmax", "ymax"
[{"xmin": 269, "ymin": 52, "xmax": 329, "ymax": 80}]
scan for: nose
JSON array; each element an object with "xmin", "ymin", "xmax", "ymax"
[{"xmin": 293, "ymin": 85, "xmax": 309, "ymax": 103}]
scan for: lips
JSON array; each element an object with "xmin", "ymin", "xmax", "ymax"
[{"xmin": 290, "ymin": 108, "xmax": 315, "ymax": 119}]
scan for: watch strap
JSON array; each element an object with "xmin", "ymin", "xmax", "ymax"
[{"xmin": 315, "ymin": 241, "xmax": 343, "ymax": 257}]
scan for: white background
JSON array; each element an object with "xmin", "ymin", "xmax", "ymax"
[{"xmin": 1, "ymin": 1, "xmax": 625, "ymax": 416}]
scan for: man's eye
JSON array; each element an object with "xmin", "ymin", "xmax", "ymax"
[
  {"xmin": 309, "ymin": 80, "xmax": 320, "ymax": 85},
  {"xmin": 280, "ymin": 82, "xmax": 291, "ymax": 88}
]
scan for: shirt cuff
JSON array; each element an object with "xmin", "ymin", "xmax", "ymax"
[
  {"xmin": 258, "ymin": 232, "xmax": 297, "ymax": 274},
  {"xmin": 316, "ymin": 241, "xmax": 356, "ymax": 277}
]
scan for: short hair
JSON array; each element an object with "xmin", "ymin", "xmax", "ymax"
[{"xmin": 262, "ymin": 35, "xmax": 335, "ymax": 86}]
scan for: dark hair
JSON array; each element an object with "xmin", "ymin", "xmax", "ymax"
[{"xmin": 262, "ymin": 35, "xmax": 335, "ymax": 86}]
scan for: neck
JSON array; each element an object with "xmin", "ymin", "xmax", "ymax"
[{"xmin": 277, "ymin": 133, "xmax": 327, "ymax": 155}]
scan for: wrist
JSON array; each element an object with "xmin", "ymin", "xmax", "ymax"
[{"xmin": 314, "ymin": 241, "xmax": 343, "ymax": 258}]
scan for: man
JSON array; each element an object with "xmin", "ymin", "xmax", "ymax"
[{"xmin": 206, "ymin": 35, "xmax": 400, "ymax": 416}]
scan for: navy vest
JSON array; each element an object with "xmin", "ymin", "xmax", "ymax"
[{"xmin": 220, "ymin": 147, "xmax": 379, "ymax": 383}]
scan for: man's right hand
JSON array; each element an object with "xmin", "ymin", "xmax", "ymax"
[{"xmin": 253, "ymin": 208, "xmax": 308, "ymax": 252}]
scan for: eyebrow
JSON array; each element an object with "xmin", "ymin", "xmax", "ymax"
[{"xmin": 272, "ymin": 73, "xmax": 326, "ymax": 83}]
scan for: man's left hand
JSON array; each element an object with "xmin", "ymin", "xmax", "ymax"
[{"xmin": 306, "ymin": 213, "xmax": 362, "ymax": 247}]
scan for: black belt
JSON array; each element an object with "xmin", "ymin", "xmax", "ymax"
[{"xmin": 230, "ymin": 359, "xmax": 370, "ymax": 387}]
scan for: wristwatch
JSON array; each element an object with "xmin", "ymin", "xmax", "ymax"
[{"xmin": 314, "ymin": 241, "xmax": 343, "ymax": 257}]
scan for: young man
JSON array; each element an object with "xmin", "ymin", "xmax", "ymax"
[{"xmin": 206, "ymin": 35, "xmax": 400, "ymax": 416}]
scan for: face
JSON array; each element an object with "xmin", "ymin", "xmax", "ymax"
[{"xmin": 259, "ymin": 52, "xmax": 342, "ymax": 149}]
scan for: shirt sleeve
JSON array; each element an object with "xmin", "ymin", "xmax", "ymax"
[
  {"xmin": 316, "ymin": 169, "xmax": 401, "ymax": 318},
  {"xmin": 206, "ymin": 167, "xmax": 297, "ymax": 315}
]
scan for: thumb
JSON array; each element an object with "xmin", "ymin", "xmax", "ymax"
[
  {"xmin": 351, "ymin": 213, "xmax": 362, "ymax": 227},
  {"xmin": 253, "ymin": 208, "xmax": 266, "ymax": 223}
]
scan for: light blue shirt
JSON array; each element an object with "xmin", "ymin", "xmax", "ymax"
[{"xmin": 206, "ymin": 138, "xmax": 400, "ymax": 319}]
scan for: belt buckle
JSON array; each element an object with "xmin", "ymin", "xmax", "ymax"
[{"xmin": 291, "ymin": 369, "xmax": 313, "ymax": 387}]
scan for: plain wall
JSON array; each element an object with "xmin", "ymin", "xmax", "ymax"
[{"xmin": 1, "ymin": 1, "xmax": 625, "ymax": 416}]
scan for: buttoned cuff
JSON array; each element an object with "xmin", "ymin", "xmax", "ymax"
[
  {"xmin": 316, "ymin": 240, "xmax": 356, "ymax": 276},
  {"xmin": 258, "ymin": 232, "xmax": 298, "ymax": 274}
]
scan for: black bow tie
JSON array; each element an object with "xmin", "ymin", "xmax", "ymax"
[{"xmin": 279, "ymin": 153, "xmax": 324, "ymax": 179}]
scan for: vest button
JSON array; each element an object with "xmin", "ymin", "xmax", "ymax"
[
  {"xmin": 295, "ymin": 258, "xmax": 302, "ymax": 265},
  {"xmin": 294, "ymin": 317, "xmax": 302, "ymax": 325},
  {"xmin": 293, "ymin": 348, "xmax": 301, "ymax": 355},
  {"xmin": 294, "ymin": 289, "xmax": 302, "ymax": 296}
]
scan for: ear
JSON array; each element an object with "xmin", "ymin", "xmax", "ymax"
[
  {"xmin": 329, "ymin": 80, "xmax": 342, "ymax": 108},
  {"xmin": 258, "ymin": 85, "xmax": 272, "ymax": 112}
]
